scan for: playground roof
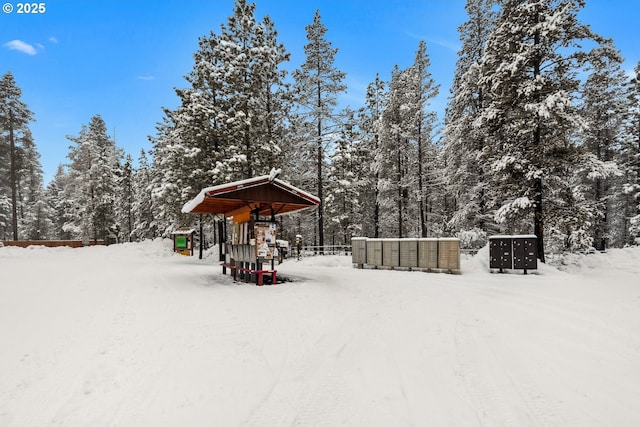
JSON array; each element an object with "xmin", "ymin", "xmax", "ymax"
[{"xmin": 181, "ymin": 174, "xmax": 320, "ymax": 222}]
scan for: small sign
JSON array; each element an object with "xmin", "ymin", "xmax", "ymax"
[{"xmin": 254, "ymin": 223, "xmax": 277, "ymax": 259}]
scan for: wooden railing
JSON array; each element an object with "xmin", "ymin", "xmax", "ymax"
[{"xmin": 296, "ymin": 245, "xmax": 352, "ymax": 256}]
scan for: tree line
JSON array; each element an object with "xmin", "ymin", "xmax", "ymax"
[{"xmin": 1, "ymin": 0, "xmax": 639, "ymax": 259}]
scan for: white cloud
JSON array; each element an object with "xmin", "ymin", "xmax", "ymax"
[
  {"xmin": 404, "ymin": 32, "xmax": 461, "ymax": 53},
  {"xmin": 137, "ymin": 75, "xmax": 156, "ymax": 81},
  {"xmin": 49, "ymin": 36, "xmax": 58, "ymax": 44},
  {"xmin": 3, "ymin": 39, "xmax": 37, "ymax": 55}
]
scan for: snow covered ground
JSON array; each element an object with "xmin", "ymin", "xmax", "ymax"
[{"xmin": 1, "ymin": 240, "xmax": 639, "ymax": 426}]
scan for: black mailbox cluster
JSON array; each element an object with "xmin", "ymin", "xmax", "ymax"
[{"xmin": 489, "ymin": 235, "xmax": 538, "ymax": 274}]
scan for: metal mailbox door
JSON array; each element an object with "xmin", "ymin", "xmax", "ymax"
[
  {"xmin": 490, "ymin": 237, "xmax": 513, "ymax": 269},
  {"xmin": 513, "ymin": 236, "xmax": 537, "ymax": 270}
]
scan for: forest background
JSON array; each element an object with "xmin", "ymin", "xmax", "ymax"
[{"xmin": 1, "ymin": 0, "xmax": 640, "ymax": 261}]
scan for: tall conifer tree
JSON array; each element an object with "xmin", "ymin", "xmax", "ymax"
[
  {"xmin": 0, "ymin": 71, "xmax": 35, "ymax": 240},
  {"xmin": 477, "ymin": 0, "xmax": 609, "ymax": 260},
  {"xmin": 443, "ymin": 0, "xmax": 497, "ymax": 235},
  {"xmin": 407, "ymin": 40, "xmax": 440, "ymax": 237},
  {"xmin": 579, "ymin": 41, "xmax": 627, "ymax": 250},
  {"xmin": 624, "ymin": 61, "xmax": 640, "ymax": 243},
  {"xmin": 64, "ymin": 115, "xmax": 119, "ymax": 242},
  {"xmin": 359, "ymin": 74, "xmax": 387, "ymax": 238},
  {"xmin": 293, "ymin": 9, "xmax": 346, "ymax": 250}
]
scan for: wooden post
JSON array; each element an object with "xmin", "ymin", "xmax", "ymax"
[{"xmin": 199, "ymin": 214, "xmax": 203, "ymax": 260}]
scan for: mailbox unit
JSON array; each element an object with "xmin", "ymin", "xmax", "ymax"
[
  {"xmin": 489, "ymin": 235, "xmax": 513, "ymax": 271},
  {"xmin": 351, "ymin": 237, "xmax": 368, "ymax": 268},
  {"xmin": 366, "ymin": 239, "xmax": 384, "ymax": 267},
  {"xmin": 352, "ymin": 237, "xmax": 460, "ymax": 274},
  {"xmin": 418, "ymin": 238, "xmax": 439, "ymax": 269},
  {"xmin": 399, "ymin": 238, "xmax": 419, "ymax": 269},
  {"xmin": 513, "ymin": 235, "xmax": 538, "ymax": 272},
  {"xmin": 382, "ymin": 239, "xmax": 401, "ymax": 268},
  {"xmin": 489, "ymin": 235, "xmax": 538, "ymax": 274},
  {"xmin": 438, "ymin": 238, "xmax": 461, "ymax": 271}
]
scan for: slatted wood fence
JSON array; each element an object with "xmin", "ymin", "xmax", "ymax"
[{"xmin": 1, "ymin": 240, "xmax": 105, "ymax": 248}]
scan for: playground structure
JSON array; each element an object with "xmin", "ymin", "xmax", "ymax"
[{"xmin": 182, "ymin": 173, "xmax": 320, "ymax": 285}]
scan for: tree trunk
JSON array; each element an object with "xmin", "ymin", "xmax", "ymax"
[
  {"xmin": 417, "ymin": 124, "xmax": 427, "ymax": 237},
  {"xmin": 9, "ymin": 110, "xmax": 18, "ymax": 240},
  {"xmin": 373, "ymin": 135, "xmax": 380, "ymax": 238},
  {"xmin": 534, "ymin": 176, "xmax": 545, "ymax": 263},
  {"xmin": 397, "ymin": 136, "xmax": 403, "ymax": 238},
  {"xmin": 374, "ymin": 171, "xmax": 380, "ymax": 238},
  {"xmin": 533, "ymin": 22, "xmax": 545, "ymax": 263},
  {"xmin": 317, "ymin": 132, "xmax": 324, "ymax": 253},
  {"xmin": 317, "ymin": 77, "xmax": 324, "ymax": 254}
]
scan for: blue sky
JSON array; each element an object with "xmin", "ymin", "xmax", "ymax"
[{"xmin": 1, "ymin": 0, "xmax": 639, "ymax": 185}]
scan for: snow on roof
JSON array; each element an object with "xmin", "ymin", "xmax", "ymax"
[
  {"xmin": 489, "ymin": 235, "xmax": 537, "ymax": 239},
  {"xmin": 181, "ymin": 174, "xmax": 320, "ymax": 217},
  {"xmin": 172, "ymin": 229, "xmax": 196, "ymax": 235}
]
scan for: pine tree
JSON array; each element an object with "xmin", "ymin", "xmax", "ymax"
[
  {"xmin": 378, "ymin": 65, "xmax": 417, "ymax": 237},
  {"xmin": 579, "ymin": 40, "xmax": 627, "ymax": 250},
  {"xmin": 150, "ymin": 0, "xmax": 291, "ymax": 236},
  {"xmin": 407, "ymin": 40, "xmax": 440, "ymax": 237},
  {"xmin": 117, "ymin": 154, "xmax": 135, "ymax": 242},
  {"xmin": 149, "ymin": 112, "xmax": 191, "ymax": 235},
  {"xmin": 132, "ymin": 149, "xmax": 157, "ymax": 240},
  {"xmin": 443, "ymin": 0, "xmax": 498, "ymax": 236},
  {"xmin": 477, "ymin": 0, "xmax": 610, "ymax": 260},
  {"xmin": 177, "ymin": 0, "xmax": 290, "ymax": 185},
  {"xmin": 326, "ymin": 108, "xmax": 360, "ymax": 245},
  {"xmin": 17, "ymin": 129, "xmax": 51, "ymax": 239},
  {"xmin": 46, "ymin": 165, "xmax": 71, "ymax": 239},
  {"xmin": 0, "ymin": 71, "xmax": 35, "ymax": 240},
  {"xmin": 623, "ymin": 61, "xmax": 640, "ymax": 243},
  {"xmin": 64, "ymin": 115, "xmax": 119, "ymax": 242},
  {"xmin": 359, "ymin": 74, "xmax": 387, "ymax": 238},
  {"xmin": 293, "ymin": 9, "xmax": 346, "ymax": 250}
]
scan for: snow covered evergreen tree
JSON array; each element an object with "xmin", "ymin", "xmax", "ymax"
[
  {"xmin": 116, "ymin": 154, "xmax": 135, "ymax": 242},
  {"xmin": 131, "ymin": 149, "xmax": 157, "ymax": 240},
  {"xmin": 375, "ymin": 41, "xmax": 440, "ymax": 239},
  {"xmin": 175, "ymin": 0, "xmax": 290, "ymax": 184},
  {"xmin": 325, "ymin": 108, "xmax": 361, "ymax": 245},
  {"xmin": 358, "ymin": 74, "xmax": 387, "ymax": 238},
  {"xmin": 578, "ymin": 40, "xmax": 627, "ymax": 250},
  {"xmin": 443, "ymin": 0, "xmax": 498, "ymax": 236},
  {"xmin": 477, "ymin": 0, "xmax": 611, "ymax": 260},
  {"xmin": 17, "ymin": 129, "xmax": 51, "ymax": 239},
  {"xmin": 150, "ymin": 0, "xmax": 290, "ymax": 236},
  {"xmin": 406, "ymin": 40, "xmax": 440, "ymax": 237},
  {"xmin": 293, "ymin": 9, "xmax": 346, "ymax": 250},
  {"xmin": 0, "ymin": 71, "xmax": 35, "ymax": 240},
  {"xmin": 623, "ymin": 61, "xmax": 640, "ymax": 244},
  {"xmin": 64, "ymin": 115, "xmax": 119, "ymax": 243},
  {"xmin": 46, "ymin": 165, "xmax": 71, "ymax": 239},
  {"xmin": 378, "ymin": 65, "xmax": 416, "ymax": 237},
  {"xmin": 149, "ymin": 113, "xmax": 192, "ymax": 235}
]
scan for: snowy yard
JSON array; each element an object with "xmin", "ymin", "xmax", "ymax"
[{"xmin": 1, "ymin": 240, "xmax": 639, "ymax": 426}]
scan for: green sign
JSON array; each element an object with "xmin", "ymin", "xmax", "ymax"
[{"xmin": 175, "ymin": 236, "xmax": 188, "ymax": 249}]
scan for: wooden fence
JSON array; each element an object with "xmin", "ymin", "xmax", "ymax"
[{"xmin": 1, "ymin": 240, "xmax": 105, "ymax": 248}]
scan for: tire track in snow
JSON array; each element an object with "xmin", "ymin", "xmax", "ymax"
[
  {"xmin": 450, "ymin": 281, "xmax": 565, "ymax": 427},
  {"xmin": 44, "ymin": 257, "xmax": 193, "ymax": 426},
  {"xmin": 466, "ymin": 281, "xmax": 640, "ymax": 424},
  {"xmin": 240, "ymin": 279, "xmax": 404, "ymax": 427},
  {"xmin": 454, "ymin": 317, "xmax": 525, "ymax": 427}
]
